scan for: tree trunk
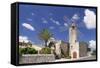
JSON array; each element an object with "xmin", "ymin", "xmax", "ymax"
[{"xmin": 45, "ymin": 40, "xmax": 47, "ymax": 47}]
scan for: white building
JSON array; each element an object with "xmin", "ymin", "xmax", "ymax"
[{"xmin": 69, "ymin": 23, "xmax": 79, "ymax": 59}]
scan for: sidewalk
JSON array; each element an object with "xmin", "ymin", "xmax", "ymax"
[{"xmin": 54, "ymin": 56, "xmax": 96, "ymax": 62}]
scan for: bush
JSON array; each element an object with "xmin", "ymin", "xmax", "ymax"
[
  {"xmin": 19, "ymin": 47, "xmax": 38, "ymax": 55},
  {"xmin": 65, "ymin": 56, "xmax": 71, "ymax": 59},
  {"xmin": 91, "ymin": 50, "xmax": 96, "ymax": 55},
  {"xmin": 19, "ymin": 48, "xmax": 25, "ymax": 56},
  {"xmin": 40, "ymin": 47, "xmax": 51, "ymax": 54}
]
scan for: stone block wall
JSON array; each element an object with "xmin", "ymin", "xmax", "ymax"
[{"xmin": 19, "ymin": 54, "xmax": 55, "ymax": 64}]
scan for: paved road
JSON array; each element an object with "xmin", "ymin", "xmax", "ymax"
[
  {"xmin": 78, "ymin": 56, "xmax": 96, "ymax": 60},
  {"xmin": 54, "ymin": 56, "xmax": 96, "ymax": 62}
]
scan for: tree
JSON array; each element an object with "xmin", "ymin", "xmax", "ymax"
[
  {"xmin": 87, "ymin": 47, "xmax": 91, "ymax": 52},
  {"xmin": 91, "ymin": 50, "xmax": 96, "ymax": 55},
  {"xmin": 39, "ymin": 29, "xmax": 52, "ymax": 47},
  {"xmin": 39, "ymin": 47, "xmax": 51, "ymax": 54}
]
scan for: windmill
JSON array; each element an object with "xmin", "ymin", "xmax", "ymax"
[
  {"xmin": 61, "ymin": 15, "xmax": 85, "ymax": 59},
  {"xmin": 60, "ymin": 15, "xmax": 84, "ymax": 42}
]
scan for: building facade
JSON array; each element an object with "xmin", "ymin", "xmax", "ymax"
[{"xmin": 69, "ymin": 23, "xmax": 79, "ymax": 59}]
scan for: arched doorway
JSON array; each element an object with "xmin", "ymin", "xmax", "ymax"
[{"xmin": 73, "ymin": 51, "xmax": 77, "ymax": 58}]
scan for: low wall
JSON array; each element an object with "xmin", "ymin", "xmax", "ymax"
[{"xmin": 19, "ymin": 54, "xmax": 55, "ymax": 64}]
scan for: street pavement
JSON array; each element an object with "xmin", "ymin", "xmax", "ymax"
[{"xmin": 54, "ymin": 56, "xmax": 96, "ymax": 62}]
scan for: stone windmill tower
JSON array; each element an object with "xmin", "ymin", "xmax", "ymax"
[{"xmin": 69, "ymin": 22, "xmax": 79, "ymax": 59}]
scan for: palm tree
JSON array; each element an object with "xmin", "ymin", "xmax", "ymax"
[{"xmin": 39, "ymin": 29, "xmax": 52, "ymax": 47}]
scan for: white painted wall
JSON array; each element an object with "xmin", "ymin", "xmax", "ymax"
[{"xmin": 70, "ymin": 42, "xmax": 79, "ymax": 59}]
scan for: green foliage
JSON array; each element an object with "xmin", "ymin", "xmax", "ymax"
[
  {"xmin": 19, "ymin": 47, "xmax": 38, "ymax": 55},
  {"xmin": 39, "ymin": 29, "xmax": 52, "ymax": 47},
  {"xmin": 48, "ymin": 42, "xmax": 55, "ymax": 48},
  {"xmin": 65, "ymin": 56, "xmax": 71, "ymax": 59},
  {"xmin": 87, "ymin": 48, "xmax": 91, "ymax": 52},
  {"xmin": 40, "ymin": 47, "xmax": 51, "ymax": 54},
  {"xmin": 91, "ymin": 50, "xmax": 96, "ymax": 55}
]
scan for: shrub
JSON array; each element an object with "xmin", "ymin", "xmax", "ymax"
[
  {"xmin": 40, "ymin": 47, "xmax": 51, "ymax": 54},
  {"xmin": 27, "ymin": 47, "xmax": 38, "ymax": 54},
  {"xmin": 19, "ymin": 47, "xmax": 38, "ymax": 55},
  {"xmin": 19, "ymin": 48, "xmax": 25, "ymax": 56},
  {"xmin": 91, "ymin": 50, "xmax": 96, "ymax": 55},
  {"xmin": 65, "ymin": 56, "xmax": 71, "ymax": 59}
]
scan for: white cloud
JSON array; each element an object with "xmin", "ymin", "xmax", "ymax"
[
  {"xmin": 64, "ymin": 23, "xmax": 68, "ymax": 27},
  {"xmin": 83, "ymin": 9, "xmax": 96, "ymax": 29},
  {"xmin": 50, "ymin": 18, "xmax": 60, "ymax": 25},
  {"xmin": 89, "ymin": 40, "xmax": 96, "ymax": 50},
  {"xmin": 32, "ymin": 13, "xmax": 35, "ymax": 16},
  {"xmin": 22, "ymin": 23, "xmax": 35, "ymax": 31},
  {"xmin": 55, "ymin": 21, "xmax": 60, "ymax": 25},
  {"xmin": 19, "ymin": 36, "xmax": 29, "ymax": 43},
  {"xmin": 72, "ymin": 14, "xmax": 79, "ymax": 20},
  {"xmin": 42, "ymin": 18, "xmax": 48, "ymax": 24},
  {"xmin": 49, "ymin": 26, "xmax": 54, "ymax": 29}
]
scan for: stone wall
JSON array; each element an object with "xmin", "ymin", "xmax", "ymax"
[
  {"xmin": 19, "ymin": 54, "xmax": 55, "ymax": 64},
  {"xmin": 79, "ymin": 42, "xmax": 88, "ymax": 57}
]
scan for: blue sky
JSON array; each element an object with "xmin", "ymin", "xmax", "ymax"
[{"xmin": 19, "ymin": 4, "xmax": 96, "ymax": 46}]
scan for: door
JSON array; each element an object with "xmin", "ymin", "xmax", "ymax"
[{"xmin": 73, "ymin": 51, "xmax": 77, "ymax": 58}]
